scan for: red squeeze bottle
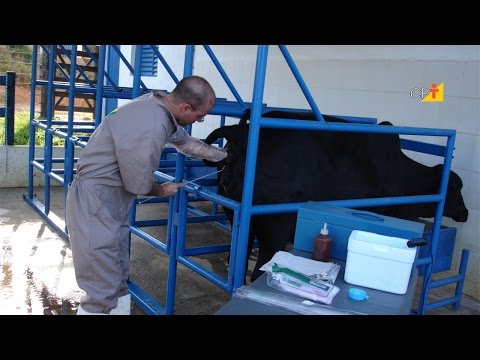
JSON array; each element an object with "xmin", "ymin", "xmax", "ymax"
[{"xmin": 312, "ymin": 223, "xmax": 332, "ymax": 262}]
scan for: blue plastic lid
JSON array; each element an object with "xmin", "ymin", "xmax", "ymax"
[{"xmin": 348, "ymin": 288, "xmax": 369, "ymax": 301}]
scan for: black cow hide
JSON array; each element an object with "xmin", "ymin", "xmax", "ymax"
[{"xmin": 204, "ymin": 111, "xmax": 468, "ymax": 282}]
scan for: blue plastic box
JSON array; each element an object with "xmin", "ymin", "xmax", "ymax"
[{"xmin": 293, "ymin": 202, "xmax": 425, "ymax": 261}]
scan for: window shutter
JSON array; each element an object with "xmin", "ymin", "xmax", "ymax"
[{"xmin": 141, "ymin": 45, "xmax": 159, "ymax": 77}]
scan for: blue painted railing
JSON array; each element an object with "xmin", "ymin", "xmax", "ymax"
[
  {"xmin": 24, "ymin": 45, "xmax": 469, "ymax": 316},
  {"xmin": 0, "ymin": 71, "xmax": 16, "ymax": 145}
]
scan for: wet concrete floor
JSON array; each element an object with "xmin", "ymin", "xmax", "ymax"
[{"xmin": 1, "ymin": 187, "xmax": 479, "ymax": 315}]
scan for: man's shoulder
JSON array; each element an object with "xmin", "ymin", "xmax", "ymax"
[{"xmin": 112, "ymin": 95, "xmax": 160, "ymax": 115}]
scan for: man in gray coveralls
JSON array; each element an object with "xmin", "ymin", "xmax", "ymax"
[{"xmin": 66, "ymin": 76, "xmax": 227, "ymax": 315}]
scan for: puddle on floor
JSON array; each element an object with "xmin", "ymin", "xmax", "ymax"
[{"xmin": 1, "ymin": 234, "xmax": 81, "ymax": 315}]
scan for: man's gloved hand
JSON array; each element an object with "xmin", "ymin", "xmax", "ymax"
[{"xmin": 167, "ymin": 125, "xmax": 228, "ymax": 162}]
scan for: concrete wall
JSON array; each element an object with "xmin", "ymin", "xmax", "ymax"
[{"xmin": 0, "ymin": 145, "xmax": 83, "ymax": 187}]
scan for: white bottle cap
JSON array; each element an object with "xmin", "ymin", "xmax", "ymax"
[{"xmin": 320, "ymin": 223, "xmax": 329, "ymax": 235}]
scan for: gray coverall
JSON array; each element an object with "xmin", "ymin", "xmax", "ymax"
[{"xmin": 66, "ymin": 91, "xmax": 177, "ymax": 313}]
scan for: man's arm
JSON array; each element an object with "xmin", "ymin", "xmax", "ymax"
[
  {"xmin": 146, "ymin": 182, "xmax": 185, "ymax": 197},
  {"xmin": 167, "ymin": 125, "xmax": 227, "ymax": 162}
]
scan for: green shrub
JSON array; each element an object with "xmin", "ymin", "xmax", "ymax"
[{"xmin": 0, "ymin": 111, "xmax": 66, "ymax": 146}]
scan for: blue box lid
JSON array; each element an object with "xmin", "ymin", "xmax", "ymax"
[{"xmin": 298, "ymin": 202, "xmax": 425, "ymax": 239}]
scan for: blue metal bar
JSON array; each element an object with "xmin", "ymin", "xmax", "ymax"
[
  {"xmin": 105, "ymin": 46, "xmax": 120, "ymax": 114},
  {"xmin": 43, "ymin": 46, "xmax": 56, "ymax": 215},
  {"xmin": 130, "ymin": 226, "xmax": 168, "ymax": 253},
  {"xmin": 57, "ymin": 45, "xmax": 95, "ymax": 87},
  {"xmin": 278, "ymin": 45, "xmax": 325, "ymax": 122},
  {"xmin": 34, "ymin": 80, "xmax": 138, "ymax": 99},
  {"xmin": 3, "ymin": 72, "xmax": 15, "ymax": 145},
  {"xmin": 224, "ymin": 208, "xmax": 238, "ymax": 288},
  {"xmin": 180, "ymin": 214, "xmax": 227, "ymax": 224},
  {"xmin": 452, "ymin": 249, "xmax": 469, "ymax": 310},
  {"xmin": 203, "ymin": 45, "xmax": 246, "ymax": 110},
  {"xmin": 164, "ymin": 193, "xmax": 178, "ymax": 316},
  {"xmin": 186, "ymin": 205, "xmax": 227, "ymax": 218},
  {"xmin": 128, "ymin": 280, "xmax": 166, "ymax": 315},
  {"xmin": 233, "ymin": 45, "xmax": 269, "ymax": 289},
  {"xmin": 249, "ymin": 194, "xmax": 444, "ymax": 216},
  {"xmin": 259, "ymin": 117, "xmax": 456, "ymax": 136},
  {"xmin": 34, "ymin": 158, "xmax": 71, "ymax": 163},
  {"xmin": 64, "ymin": 46, "xmax": 77, "ymax": 219},
  {"xmin": 33, "ymin": 121, "xmax": 91, "ymax": 136},
  {"xmin": 48, "ymin": 129, "xmax": 94, "ymax": 140},
  {"xmin": 114, "ymin": 45, "xmax": 148, "ymax": 91},
  {"xmin": 45, "ymin": 46, "xmax": 71, "ymax": 81},
  {"xmin": 176, "ymin": 255, "xmax": 229, "ymax": 291},
  {"xmin": 210, "ymin": 101, "xmax": 248, "ymax": 117},
  {"xmin": 415, "ymin": 257, "xmax": 431, "ymax": 267},
  {"xmin": 183, "ymin": 244, "xmax": 231, "ymax": 256},
  {"xmin": 426, "ymin": 296, "xmax": 463, "ymax": 311},
  {"xmin": 400, "ymin": 138, "xmax": 446, "ymax": 157},
  {"xmin": 118, "ymin": 46, "xmax": 170, "ymax": 314},
  {"xmin": 151, "ymin": 46, "xmax": 179, "ymax": 85},
  {"xmin": 131, "ymin": 45, "xmax": 143, "ymax": 99},
  {"xmin": 417, "ymin": 132, "xmax": 456, "ymax": 315},
  {"xmin": 36, "ymin": 119, "xmax": 96, "ymax": 126},
  {"xmin": 94, "ymin": 46, "xmax": 106, "ymax": 127},
  {"xmin": 23, "ymin": 195, "xmax": 69, "ymax": 240},
  {"xmin": 159, "ymin": 160, "xmax": 205, "ymax": 167},
  {"xmin": 335, "ymin": 115, "xmax": 377, "ymax": 124},
  {"xmin": 155, "ymin": 174, "xmax": 240, "ymax": 210},
  {"xmin": 162, "ymin": 45, "xmax": 195, "ymax": 315},
  {"xmin": 42, "ymin": 45, "xmax": 97, "ymax": 93},
  {"xmin": 429, "ymin": 274, "xmax": 464, "ymax": 289},
  {"xmin": 134, "ymin": 219, "xmax": 169, "ymax": 227},
  {"xmin": 47, "ymin": 171, "xmax": 65, "ymax": 185},
  {"xmin": 176, "ymin": 189, "xmax": 189, "ymax": 259},
  {"xmin": 82, "ymin": 45, "xmax": 118, "ymax": 90},
  {"xmin": 28, "ymin": 45, "xmax": 38, "ymax": 199},
  {"xmin": 183, "ymin": 46, "xmax": 195, "ymax": 136},
  {"xmin": 31, "ymin": 160, "xmax": 46, "ymax": 171}
]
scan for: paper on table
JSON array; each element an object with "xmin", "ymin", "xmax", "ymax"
[
  {"xmin": 267, "ymin": 273, "xmax": 340, "ymax": 305},
  {"xmin": 260, "ymin": 251, "xmax": 340, "ymax": 284}
]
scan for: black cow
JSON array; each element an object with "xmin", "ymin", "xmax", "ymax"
[{"xmin": 204, "ymin": 111, "xmax": 469, "ymax": 282}]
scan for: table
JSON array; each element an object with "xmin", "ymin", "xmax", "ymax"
[{"xmin": 216, "ymin": 250, "xmax": 418, "ymax": 315}]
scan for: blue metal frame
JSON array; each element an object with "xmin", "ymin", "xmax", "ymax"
[
  {"xmin": 105, "ymin": 46, "xmax": 120, "ymax": 115},
  {"xmin": 0, "ymin": 71, "xmax": 16, "ymax": 145},
  {"xmin": 24, "ymin": 45, "xmax": 469, "ymax": 315},
  {"xmin": 164, "ymin": 45, "xmax": 468, "ymax": 315}
]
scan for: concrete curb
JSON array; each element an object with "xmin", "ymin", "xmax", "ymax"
[{"xmin": 0, "ymin": 145, "xmax": 83, "ymax": 187}]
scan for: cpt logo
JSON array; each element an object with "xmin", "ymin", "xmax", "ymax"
[{"xmin": 410, "ymin": 83, "xmax": 444, "ymax": 102}]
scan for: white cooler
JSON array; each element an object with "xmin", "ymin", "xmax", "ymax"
[{"xmin": 344, "ymin": 230, "xmax": 417, "ymax": 295}]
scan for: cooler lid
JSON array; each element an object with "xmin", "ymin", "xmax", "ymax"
[{"xmin": 298, "ymin": 202, "xmax": 425, "ymax": 239}]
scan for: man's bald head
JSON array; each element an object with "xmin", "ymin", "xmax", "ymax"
[{"xmin": 171, "ymin": 75, "xmax": 216, "ymax": 109}]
